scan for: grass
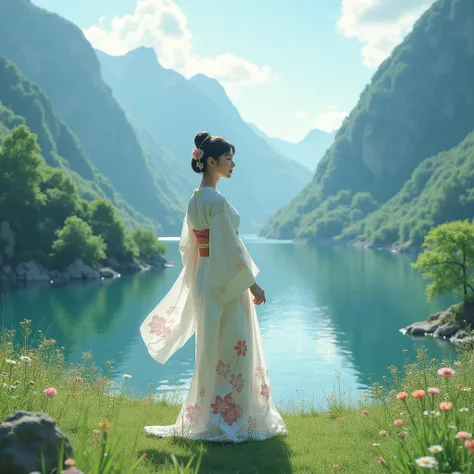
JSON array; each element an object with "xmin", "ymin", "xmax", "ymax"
[{"xmin": 1, "ymin": 318, "xmax": 474, "ymax": 473}]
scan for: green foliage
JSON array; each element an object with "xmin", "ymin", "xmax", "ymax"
[
  {"xmin": 412, "ymin": 220, "xmax": 474, "ymax": 301},
  {"xmin": 132, "ymin": 228, "xmax": 167, "ymax": 259},
  {"xmin": 50, "ymin": 216, "xmax": 106, "ymax": 268},
  {"xmin": 88, "ymin": 199, "xmax": 138, "ymax": 260}
]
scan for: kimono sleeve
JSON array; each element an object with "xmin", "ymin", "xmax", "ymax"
[{"xmin": 208, "ymin": 203, "xmax": 259, "ymax": 304}]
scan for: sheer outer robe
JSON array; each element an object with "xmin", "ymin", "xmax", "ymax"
[{"xmin": 140, "ymin": 191, "xmax": 259, "ymax": 364}]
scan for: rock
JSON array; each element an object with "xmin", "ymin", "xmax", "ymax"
[
  {"xmin": 0, "ymin": 221, "xmax": 15, "ymax": 259},
  {"xmin": 15, "ymin": 261, "xmax": 50, "ymax": 281},
  {"xmin": 0, "ymin": 411, "xmax": 73, "ymax": 474},
  {"xmin": 99, "ymin": 267, "xmax": 120, "ymax": 279},
  {"xmin": 49, "ymin": 270, "xmax": 70, "ymax": 282},
  {"xmin": 64, "ymin": 259, "xmax": 100, "ymax": 280},
  {"xmin": 141, "ymin": 256, "xmax": 166, "ymax": 268},
  {"xmin": 120, "ymin": 257, "xmax": 148, "ymax": 273},
  {"xmin": 434, "ymin": 322, "xmax": 462, "ymax": 338},
  {"xmin": 404, "ymin": 320, "xmax": 440, "ymax": 336}
]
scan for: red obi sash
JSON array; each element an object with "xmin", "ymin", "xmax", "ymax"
[{"xmin": 193, "ymin": 229, "xmax": 210, "ymax": 257}]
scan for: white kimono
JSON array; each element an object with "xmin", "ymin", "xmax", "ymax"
[{"xmin": 140, "ymin": 187, "xmax": 287, "ymax": 442}]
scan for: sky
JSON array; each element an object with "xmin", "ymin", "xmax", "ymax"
[{"xmin": 32, "ymin": 0, "xmax": 435, "ymax": 142}]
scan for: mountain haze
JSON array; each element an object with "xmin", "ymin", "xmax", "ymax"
[{"xmin": 96, "ymin": 48, "xmax": 311, "ymax": 232}]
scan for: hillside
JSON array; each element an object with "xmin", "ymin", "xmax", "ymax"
[
  {"xmin": 261, "ymin": 0, "xmax": 474, "ymax": 242},
  {"xmin": 0, "ymin": 56, "xmax": 153, "ymax": 230},
  {"xmin": 249, "ymin": 124, "xmax": 335, "ymax": 172},
  {"xmin": 96, "ymin": 48, "xmax": 311, "ymax": 232},
  {"xmin": 0, "ymin": 0, "xmax": 183, "ymax": 234}
]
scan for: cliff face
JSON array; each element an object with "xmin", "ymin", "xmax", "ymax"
[{"xmin": 262, "ymin": 0, "xmax": 474, "ymax": 243}]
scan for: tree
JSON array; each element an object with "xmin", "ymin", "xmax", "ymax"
[
  {"xmin": 51, "ymin": 216, "xmax": 106, "ymax": 267},
  {"xmin": 412, "ymin": 220, "xmax": 474, "ymax": 301},
  {"xmin": 132, "ymin": 228, "xmax": 166, "ymax": 259}
]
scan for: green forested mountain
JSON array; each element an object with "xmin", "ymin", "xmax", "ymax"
[
  {"xmin": 0, "ymin": 0, "xmax": 183, "ymax": 234},
  {"xmin": 262, "ymin": 0, "xmax": 474, "ymax": 245},
  {"xmin": 96, "ymin": 48, "xmax": 311, "ymax": 232},
  {"xmin": 0, "ymin": 56, "xmax": 152, "ymax": 230}
]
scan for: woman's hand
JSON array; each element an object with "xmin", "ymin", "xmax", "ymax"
[{"xmin": 250, "ymin": 282, "xmax": 266, "ymax": 305}]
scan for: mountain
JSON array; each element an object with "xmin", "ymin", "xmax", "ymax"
[
  {"xmin": 0, "ymin": 56, "xmax": 154, "ymax": 229},
  {"xmin": 262, "ymin": 0, "xmax": 474, "ymax": 244},
  {"xmin": 0, "ymin": 0, "xmax": 183, "ymax": 234},
  {"xmin": 249, "ymin": 124, "xmax": 335, "ymax": 171},
  {"xmin": 96, "ymin": 48, "xmax": 311, "ymax": 232}
]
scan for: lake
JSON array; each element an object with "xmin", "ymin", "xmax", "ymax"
[{"xmin": 0, "ymin": 237, "xmax": 457, "ymax": 409}]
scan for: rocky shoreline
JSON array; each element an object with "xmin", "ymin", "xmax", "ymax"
[
  {"xmin": 0, "ymin": 255, "xmax": 167, "ymax": 285},
  {"xmin": 401, "ymin": 302, "xmax": 474, "ymax": 346}
]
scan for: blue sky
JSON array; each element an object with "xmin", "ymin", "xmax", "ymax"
[{"xmin": 32, "ymin": 0, "xmax": 434, "ymax": 142}]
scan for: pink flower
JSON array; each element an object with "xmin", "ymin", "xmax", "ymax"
[
  {"xmin": 260, "ymin": 384, "xmax": 270, "ymax": 400},
  {"xmin": 439, "ymin": 402, "xmax": 453, "ymax": 412},
  {"xmin": 361, "ymin": 410, "xmax": 369, "ymax": 416},
  {"xmin": 44, "ymin": 387, "xmax": 57, "ymax": 398},
  {"xmin": 437, "ymin": 367, "xmax": 455, "ymax": 377},
  {"xmin": 222, "ymin": 402, "xmax": 243, "ymax": 426},
  {"xmin": 185, "ymin": 404, "xmax": 200, "ymax": 422},
  {"xmin": 427, "ymin": 387, "xmax": 440, "ymax": 396},
  {"xmin": 396, "ymin": 392, "xmax": 408, "ymax": 400},
  {"xmin": 148, "ymin": 315, "xmax": 172, "ymax": 338},
  {"xmin": 192, "ymin": 148, "xmax": 204, "ymax": 160},
  {"xmin": 211, "ymin": 393, "xmax": 234, "ymax": 415},
  {"xmin": 393, "ymin": 419, "xmax": 403, "ymax": 426},
  {"xmin": 255, "ymin": 366, "xmax": 266, "ymax": 378},
  {"xmin": 465, "ymin": 440, "xmax": 474, "ymax": 453},
  {"xmin": 199, "ymin": 388, "xmax": 205, "ymax": 398},
  {"xmin": 234, "ymin": 340, "xmax": 248, "ymax": 357},
  {"xmin": 456, "ymin": 431, "xmax": 472, "ymax": 440},
  {"xmin": 230, "ymin": 373, "xmax": 245, "ymax": 393},
  {"xmin": 216, "ymin": 360, "xmax": 231, "ymax": 377},
  {"xmin": 412, "ymin": 390, "xmax": 426, "ymax": 399},
  {"xmin": 64, "ymin": 459, "xmax": 76, "ymax": 467}
]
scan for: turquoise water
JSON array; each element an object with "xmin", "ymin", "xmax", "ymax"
[{"xmin": 0, "ymin": 237, "xmax": 457, "ymax": 408}]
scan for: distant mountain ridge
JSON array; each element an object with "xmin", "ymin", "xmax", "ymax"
[
  {"xmin": 249, "ymin": 123, "xmax": 336, "ymax": 172},
  {"xmin": 96, "ymin": 47, "xmax": 311, "ymax": 232}
]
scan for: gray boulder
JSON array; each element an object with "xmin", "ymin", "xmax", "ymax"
[
  {"xmin": 64, "ymin": 259, "xmax": 100, "ymax": 280},
  {"xmin": 0, "ymin": 411, "xmax": 72, "ymax": 474},
  {"xmin": 15, "ymin": 261, "xmax": 50, "ymax": 282}
]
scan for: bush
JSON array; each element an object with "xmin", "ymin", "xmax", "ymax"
[{"xmin": 132, "ymin": 228, "xmax": 166, "ymax": 259}]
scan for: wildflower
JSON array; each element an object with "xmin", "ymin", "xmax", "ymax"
[
  {"xmin": 428, "ymin": 445, "xmax": 443, "ymax": 453},
  {"xmin": 4, "ymin": 359, "xmax": 16, "ymax": 365},
  {"xmin": 439, "ymin": 402, "xmax": 453, "ymax": 412},
  {"xmin": 394, "ymin": 419, "xmax": 403, "ymax": 426},
  {"xmin": 98, "ymin": 421, "xmax": 112, "ymax": 429},
  {"xmin": 459, "ymin": 408, "xmax": 469, "ymax": 412},
  {"xmin": 396, "ymin": 392, "xmax": 408, "ymax": 400},
  {"xmin": 415, "ymin": 456, "xmax": 438, "ymax": 468},
  {"xmin": 427, "ymin": 387, "xmax": 440, "ymax": 395},
  {"xmin": 437, "ymin": 367, "xmax": 455, "ymax": 377},
  {"xmin": 91, "ymin": 429, "xmax": 101, "ymax": 434},
  {"xmin": 461, "ymin": 387, "xmax": 472, "ymax": 392},
  {"xmin": 64, "ymin": 459, "xmax": 76, "ymax": 467},
  {"xmin": 399, "ymin": 432, "xmax": 408, "ymax": 439},
  {"xmin": 372, "ymin": 443, "xmax": 380, "ymax": 446},
  {"xmin": 379, "ymin": 430, "xmax": 387, "ymax": 437},
  {"xmin": 361, "ymin": 410, "xmax": 369, "ymax": 415},
  {"xmin": 332, "ymin": 465, "xmax": 341, "ymax": 469},
  {"xmin": 43, "ymin": 387, "xmax": 57, "ymax": 398},
  {"xmin": 376, "ymin": 456, "xmax": 387, "ymax": 466},
  {"xmin": 412, "ymin": 389, "xmax": 426, "ymax": 399},
  {"xmin": 456, "ymin": 432, "xmax": 472, "ymax": 440},
  {"xmin": 465, "ymin": 440, "xmax": 474, "ymax": 453},
  {"xmin": 122, "ymin": 374, "xmax": 132, "ymax": 380},
  {"xmin": 423, "ymin": 410, "xmax": 429, "ymax": 416},
  {"xmin": 19, "ymin": 356, "xmax": 32, "ymax": 363},
  {"xmin": 448, "ymin": 425, "xmax": 457, "ymax": 430}
]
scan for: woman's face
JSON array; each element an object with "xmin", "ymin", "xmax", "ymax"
[{"xmin": 209, "ymin": 151, "xmax": 235, "ymax": 179}]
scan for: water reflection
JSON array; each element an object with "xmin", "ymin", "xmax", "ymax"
[{"xmin": 1, "ymin": 238, "xmax": 457, "ymax": 406}]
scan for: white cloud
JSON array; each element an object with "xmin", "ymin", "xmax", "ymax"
[
  {"xmin": 83, "ymin": 0, "xmax": 274, "ymax": 88},
  {"xmin": 314, "ymin": 110, "xmax": 348, "ymax": 133},
  {"xmin": 337, "ymin": 0, "xmax": 435, "ymax": 68},
  {"xmin": 294, "ymin": 110, "xmax": 307, "ymax": 120}
]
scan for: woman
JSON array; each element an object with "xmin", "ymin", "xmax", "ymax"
[{"xmin": 140, "ymin": 132, "xmax": 287, "ymax": 442}]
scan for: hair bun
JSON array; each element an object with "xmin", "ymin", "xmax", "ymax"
[{"xmin": 194, "ymin": 131, "xmax": 211, "ymax": 148}]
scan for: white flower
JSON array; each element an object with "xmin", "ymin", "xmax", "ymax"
[
  {"xmin": 423, "ymin": 410, "xmax": 429, "ymax": 416},
  {"xmin": 428, "ymin": 445, "xmax": 443, "ymax": 453},
  {"xmin": 372, "ymin": 443, "xmax": 380, "ymax": 446},
  {"xmin": 459, "ymin": 408, "xmax": 469, "ymax": 412},
  {"xmin": 122, "ymin": 374, "xmax": 132, "ymax": 380},
  {"xmin": 4, "ymin": 359, "xmax": 16, "ymax": 365},
  {"xmin": 461, "ymin": 387, "xmax": 471, "ymax": 392},
  {"xmin": 0, "ymin": 372, "xmax": 8, "ymax": 378},
  {"xmin": 19, "ymin": 356, "xmax": 32, "ymax": 363},
  {"xmin": 448, "ymin": 425, "xmax": 457, "ymax": 430},
  {"xmin": 9, "ymin": 385, "xmax": 16, "ymax": 390},
  {"xmin": 415, "ymin": 456, "xmax": 438, "ymax": 468}
]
